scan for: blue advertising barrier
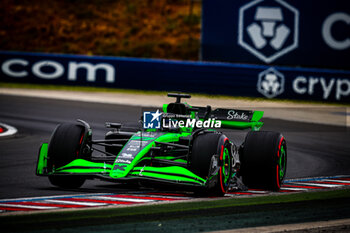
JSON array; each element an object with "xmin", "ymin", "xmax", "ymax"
[
  {"xmin": 0, "ymin": 51, "xmax": 350, "ymax": 103},
  {"xmin": 201, "ymin": 0, "xmax": 350, "ymax": 70}
]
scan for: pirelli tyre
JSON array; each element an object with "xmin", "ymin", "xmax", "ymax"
[
  {"xmin": 240, "ymin": 131, "xmax": 287, "ymax": 191},
  {"xmin": 190, "ymin": 132, "xmax": 232, "ymax": 196},
  {"xmin": 47, "ymin": 123, "xmax": 89, "ymax": 188}
]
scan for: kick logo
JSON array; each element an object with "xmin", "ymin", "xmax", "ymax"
[
  {"xmin": 257, "ymin": 67, "xmax": 285, "ymax": 98},
  {"xmin": 238, "ymin": 0, "xmax": 299, "ymax": 63},
  {"xmin": 143, "ymin": 110, "xmax": 162, "ymax": 129}
]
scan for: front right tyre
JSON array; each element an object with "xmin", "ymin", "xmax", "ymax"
[{"xmin": 190, "ymin": 132, "xmax": 233, "ymax": 196}]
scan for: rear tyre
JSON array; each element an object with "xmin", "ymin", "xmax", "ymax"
[
  {"xmin": 240, "ymin": 131, "xmax": 287, "ymax": 191},
  {"xmin": 190, "ymin": 132, "xmax": 232, "ymax": 196},
  {"xmin": 47, "ymin": 123, "xmax": 88, "ymax": 189}
]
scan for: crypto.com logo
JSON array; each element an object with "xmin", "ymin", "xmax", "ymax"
[
  {"xmin": 257, "ymin": 67, "xmax": 285, "ymax": 98},
  {"xmin": 238, "ymin": 0, "xmax": 299, "ymax": 63}
]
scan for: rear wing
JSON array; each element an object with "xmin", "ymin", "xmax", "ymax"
[{"xmin": 195, "ymin": 107, "xmax": 264, "ymax": 131}]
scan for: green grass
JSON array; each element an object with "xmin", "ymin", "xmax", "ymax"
[
  {"xmin": 1, "ymin": 82, "xmax": 349, "ymax": 106},
  {"xmin": 1, "ymin": 188, "xmax": 349, "ymax": 232}
]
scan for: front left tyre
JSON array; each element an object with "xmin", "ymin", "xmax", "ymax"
[{"xmin": 47, "ymin": 123, "xmax": 89, "ymax": 188}]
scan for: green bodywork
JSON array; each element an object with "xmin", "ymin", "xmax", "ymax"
[
  {"xmin": 37, "ymin": 132, "xmax": 205, "ymax": 186},
  {"xmin": 36, "ymin": 105, "xmax": 264, "ymax": 188}
]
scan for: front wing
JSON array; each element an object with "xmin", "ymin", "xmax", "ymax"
[{"xmin": 36, "ymin": 143, "xmax": 206, "ymax": 187}]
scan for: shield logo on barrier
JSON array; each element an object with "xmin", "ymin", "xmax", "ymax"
[
  {"xmin": 238, "ymin": 0, "xmax": 299, "ymax": 63},
  {"xmin": 257, "ymin": 67, "xmax": 285, "ymax": 98}
]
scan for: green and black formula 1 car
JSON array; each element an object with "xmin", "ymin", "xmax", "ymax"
[{"xmin": 36, "ymin": 93, "xmax": 287, "ymax": 196}]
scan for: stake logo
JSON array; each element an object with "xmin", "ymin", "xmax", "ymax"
[
  {"xmin": 257, "ymin": 67, "xmax": 285, "ymax": 98},
  {"xmin": 143, "ymin": 110, "xmax": 162, "ymax": 129},
  {"xmin": 238, "ymin": 0, "xmax": 299, "ymax": 63}
]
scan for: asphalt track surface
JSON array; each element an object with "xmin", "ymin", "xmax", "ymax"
[{"xmin": 0, "ymin": 94, "xmax": 349, "ymax": 199}]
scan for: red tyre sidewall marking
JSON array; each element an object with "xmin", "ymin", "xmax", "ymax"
[{"xmin": 77, "ymin": 132, "xmax": 84, "ymax": 158}]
